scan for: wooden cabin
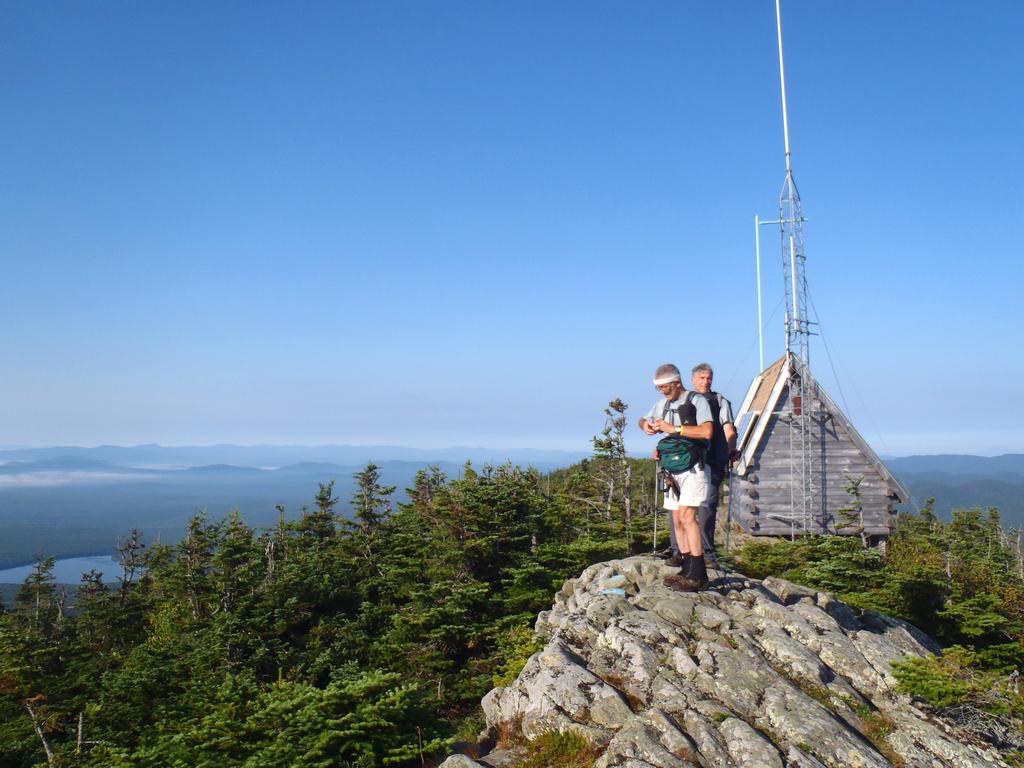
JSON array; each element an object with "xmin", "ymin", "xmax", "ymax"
[{"xmin": 728, "ymin": 353, "xmax": 909, "ymax": 540}]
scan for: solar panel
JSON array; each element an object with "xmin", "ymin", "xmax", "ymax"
[{"xmin": 735, "ymin": 410, "xmax": 758, "ymax": 451}]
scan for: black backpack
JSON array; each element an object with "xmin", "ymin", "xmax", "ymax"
[{"xmin": 704, "ymin": 392, "xmax": 730, "ymax": 470}]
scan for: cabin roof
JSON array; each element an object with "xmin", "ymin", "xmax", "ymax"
[
  {"xmin": 735, "ymin": 353, "xmax": 909, "ymax": 502},
  {"xmin": 749, "ymin": 356, "xmax": 786, "ymax": 414}
]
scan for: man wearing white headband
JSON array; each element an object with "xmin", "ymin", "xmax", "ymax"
[{"xmin": 639, "ymin": 363, "xmax": 714, "ymax": 591}]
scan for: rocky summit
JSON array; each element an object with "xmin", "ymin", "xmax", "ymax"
[{"xmin": 443, "ymin": 556, "xmax": 1010, "ymax": 768}]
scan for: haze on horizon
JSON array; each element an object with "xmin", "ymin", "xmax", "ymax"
[
  {"xmin": 1, "ymin": 2, "xmax": 1021, "ymax": 457},
  {"xmin": 0, "ymin": 442, "xmax": 1021, "ymax": 463}
]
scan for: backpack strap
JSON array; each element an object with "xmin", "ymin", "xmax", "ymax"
[
  {"xmin": 662, "ymin": 393, "xmax": 697, "ymax": 424},
  {"xmin": 681, "ymin": 391, "xmax": 707, "ymax": 470},
  {"xmin": 705, "ymin": 391, "xmax": 721, "ymax": 422},
  {"xmin": 705, "ymin": 391, "xmax": 731, "ymax": 469}
]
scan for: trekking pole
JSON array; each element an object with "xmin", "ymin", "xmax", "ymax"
[
  {"xmin": 724, "ymin": 468, "xmax": 732, "ymax": 557},
  {"xmin": 651, "ymin": 460, "xmax": 659, "ymax": 552}
]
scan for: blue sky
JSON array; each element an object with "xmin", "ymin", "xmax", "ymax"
[{"xmin": 0, "ymin": 2, "xmax": 1021, "ymax": 455}]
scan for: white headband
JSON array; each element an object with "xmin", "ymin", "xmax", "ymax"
[{"xmin": 653, "ymin": 375, "xmax": 681, "ymax": 386}]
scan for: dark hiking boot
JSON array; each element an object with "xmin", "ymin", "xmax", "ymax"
[
  {"xmin": 685, "ymin": 555, "xmax": 710, "ymax": 591},
  {"xmin": 663, "ymin": 572, "xmax": 701, "ymax": 591},
  {"xmin": 677, "ymin": 553, "xmax": 695, "ymax": 571},
  {"xmin": 666, "ymin": 554, "xmax": 710, "ymax": 592},
  {"xmin": 663, "ymin": 554, "xmax": 701, "ymax": 591},
  {"xmin": 654, "ymin": 547, "xmax": 674, "ymax": 559},
  {"xmin": 665, "ymin": 551, "xmax": 686, "ymax": 567}
]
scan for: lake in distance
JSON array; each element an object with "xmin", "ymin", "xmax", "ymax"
[{"xmin": 0, "ymin": 555, "xmax": 122, "ymax": 584}]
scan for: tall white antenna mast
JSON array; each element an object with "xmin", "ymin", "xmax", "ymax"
[
  {"xmin": 774, "ymin": 0, "xmax": 820, "ymax": 532},
  {"xmin": 777, "ymin": 0, "xmax": 793, "ymax": 177},
  {"xmin": 775, "ymin": 0, "xmax": 810, "ymax": 364}
]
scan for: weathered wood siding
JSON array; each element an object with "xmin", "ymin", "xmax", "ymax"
[{"xmin": 729, "ymin": 386, "xmax": 900, "ymax": 537}]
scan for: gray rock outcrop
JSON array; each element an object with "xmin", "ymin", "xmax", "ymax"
[{"xmin": 474, "ymin": 556, "xmax": 1008, "ymax": 768}]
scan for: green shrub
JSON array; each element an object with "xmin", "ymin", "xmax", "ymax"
[
  {"xmin": 893, "ymin": 646, "xmax": 1024, "ymax": 721},
  {"xmin": 892, "ymin": 650, "xmax": 976, "ymax": 708},
  {"xmin": 519, "ymin": 730, "xmax": 599, "ymax": 768},
  {"xmin": 491, "ymin": 624, "xmax": 545, "ymax": 687}
]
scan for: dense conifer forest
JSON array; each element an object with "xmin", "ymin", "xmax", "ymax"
[{"xmin": 2, "ymin": 405, "xmax": 1022, "ymax": 766}]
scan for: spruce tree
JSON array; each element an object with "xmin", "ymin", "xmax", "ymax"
[{"xmin": 350, "ymin": 463, "xmax": 396, "ymax": 533}]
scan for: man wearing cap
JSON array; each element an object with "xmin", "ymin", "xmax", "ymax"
[{"xmin": 639, "ymin": 363, "xmax": 714, "ymax": 591}]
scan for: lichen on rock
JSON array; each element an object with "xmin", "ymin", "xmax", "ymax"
[{"xmin": 471, "ymin": 556, "xmax": 1010, "ymax": 768}]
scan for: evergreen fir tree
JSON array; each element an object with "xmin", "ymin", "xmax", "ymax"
[{"xmin": 350, "ymin": 463, "xmax": 396, "ymax": 533}]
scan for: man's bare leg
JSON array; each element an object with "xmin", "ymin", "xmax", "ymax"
[
  {"xmin": 671, "ymin": 507, "xmax": 688, "ymax": 558},
  {"xmin": 676, "ymin": 506, "xmax": 702, "ymax": 557},
  {"xmin": 672, "ymin": 508, "xmax": 692, "ymax": 552}
]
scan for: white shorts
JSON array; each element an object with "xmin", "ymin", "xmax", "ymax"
[{"xmin": 662, "ymin": 465, "xmax": 710, "ymax": 510}]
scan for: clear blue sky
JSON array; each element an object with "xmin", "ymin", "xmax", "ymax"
[{"xmin": 1, "ymin": 2, "xmax": 1021, "ymax": 455}]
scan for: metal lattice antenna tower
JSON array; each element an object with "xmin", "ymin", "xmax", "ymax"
[{"xmin": 774, "ymin": 0, "xmax": 821, "ymax": 533}]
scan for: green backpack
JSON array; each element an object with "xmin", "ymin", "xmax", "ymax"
[
  {"xmin": 656, "ymin": 392, "xmax": 707, "ymax": 474},
  {"xmin": 657, "ymin": 434, "xmax": 702, "ymax": 474}
]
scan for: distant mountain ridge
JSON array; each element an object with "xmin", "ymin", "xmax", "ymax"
[
  {"xmin": 0, "ymin": 456, "xmax": 130, "ymax": 473},
  {"xmin": 885, "ymin": 453, "xmax": 1024, "ymax": 478},
  {"xmin": 0, "ymin": 443, "xmax": 588, "ymax": 470},
  {"xmin": 0, "ymin": 444, "xmax": 591, "ymax": 572},
  {"xmin": 0, "ymin": 445, "xmax": 593, "ymax": 573},
  {"xmin": 0, "ymin": 457, "xmax": 475, "ymax": 572},
  {"xmin": 0, "ymin": 456, "xmax": 487, "ymax": 480},
  {"xmin": 885, "ymin": 453, "xmax": 1024, "ymax": 527},
  {"xmin": 2, "ymin": 447, "xmax": 1022, "ymax": 575}
]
